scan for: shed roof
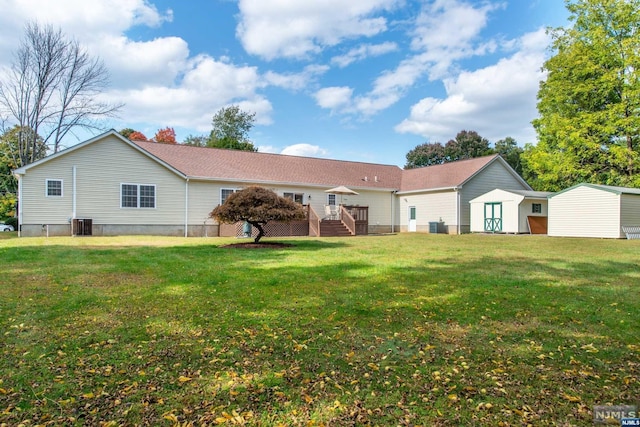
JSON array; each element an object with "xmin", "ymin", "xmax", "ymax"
[
  {"xmin": 549, "ymin": 183, "xmax": 640, "ymax": 197},
  {"xmin": 505, "ymin": 189, "xmax": 553, "ymax": 199}
]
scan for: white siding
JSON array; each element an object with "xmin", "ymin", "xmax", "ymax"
[
  {"xmin": 20, "ymin": 135, "xmax": 186, "ymax": 226},
  {"xmin": 620, "ymin": 194, "xmax": 640, "ymax": 229},
  {"xmin": 399, "ymin": 191, "xmax": 458, "ymax": 233},
  {"xmin": 548, "ymin": 186, "xmax": 621, "ymax": 238},
  {"xmin": 469, "ymin": 189, "xmax": 524, "ymax": 233},
  {"xmin": 460, "ymin": 160, "xmax": 530, "ymax": 230}
]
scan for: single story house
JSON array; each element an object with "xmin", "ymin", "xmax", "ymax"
[
  {"xmin": 13, "ymin": 130, "xmax": 530, "ymax": 237},
  {"xmin": 469, "ymin": 189, "xmax": 552, "ymax": 234},
  {"xmin": 548, "ymin": 183, "xmax": 640, "ymax": 239}
]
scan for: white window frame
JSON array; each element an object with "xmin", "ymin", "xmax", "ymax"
[
  {"xmin": 120, "ymin": 183, "xmax": 156, "ymax": 209},
  {"xmin": 327, "ymin": 194, "xmax": 337, "ymax": 206},
  {"xmin": 45, "ymin": 179, "xmax": 63, "ymax": 197},
  {"xmin": 284, "ymin": 192, "xmax": 304, "ymax": 204},
  {"xmin": 220, "ymin": 188, "xmax": 240, "ymax": 205}
]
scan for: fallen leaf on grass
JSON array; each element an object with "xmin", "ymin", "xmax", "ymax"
[{"xmin": 562, "ymin": 393, "xmax": 581, "ymax": 402}]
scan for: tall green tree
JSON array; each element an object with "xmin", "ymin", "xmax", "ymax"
[
  {"xmin": 405, "ymin": 142, "xmax": 446, "ymax": 169},
  {"xmin": 525, "ymin": 0, "xmax": 640, "ymax": 191},
  {"xmin": 445, "ymin": 130, "xmax": 491, "ymax": 161},
  {"xmin": 1, "ymin": 126, "xmax": 46, "ymax": 194},
  {"xmin": 494, "ymin": 137, "xmax": 524, "ymax": 176},
  {"xmin": 208, "ymin": 105, "xmax": 257, "ymax": 151}
]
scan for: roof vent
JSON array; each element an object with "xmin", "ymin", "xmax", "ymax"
[
  {"xmin": 374, "ymin": 176, "xmax": 379, "ymax": 182},
  {"xmin": 363, "ymin": 176, "xmax": 368, "ymax": 181}
]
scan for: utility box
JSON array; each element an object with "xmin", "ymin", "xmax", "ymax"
[
  {"xmin": 73, "ymin": 219, "xmax": 93, "ymax": 236},
  {"xmin": 429, "ymin": 221, "xmax": 439, "ymax": 234}
]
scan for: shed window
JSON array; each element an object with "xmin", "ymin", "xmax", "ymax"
[
  {"xmin": 46, "ymin": 179, "xmax": 63, "ymax": 197},
  {"xmin": 284, "ymin": 192, "xmax": 304, "ymax": 204},
  {"xmin": 532, "ymin": 203, "xmax": 542, "ymax": 214},
  {"xmin": 121, "ymin": 184, "xmax": 156, "ymax": 208}
]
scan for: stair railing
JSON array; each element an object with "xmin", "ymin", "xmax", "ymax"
[
  {"xmin": 339, "ymin": 206, "xmax": 356, "ymax": 235},
  {"xmin": 308, "ymin": 205, "xmax": 321, "ymax": 237}
]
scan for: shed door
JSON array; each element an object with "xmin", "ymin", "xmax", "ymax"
[
  {"xmin": 408, "ymin": 206, "xmax": 417, "ymax": 232},
  {"xmin": 484, "ymin": 203, "xmax": 502, "ymax": 232}
]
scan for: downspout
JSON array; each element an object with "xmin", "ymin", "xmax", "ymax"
[
  {"xmin": 72, "ymin": 165, "xmax": 77, "ymax": 236},
  {"xmin": 456, "ymin": 187, "xmax": 461, "ymax": 235},
  {"xmin": 17, "ymin": 174, "xmax": 22, "ymax": 237},
  {"xmin": 184, "ymin": 178, "xmax": 189, "ymax": 238},
  {"xmin": 391, "ymin": 191, "xmax": 396, "ymax": 233}
]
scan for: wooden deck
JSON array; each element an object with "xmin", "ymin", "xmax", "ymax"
[{"xmin": 219, "ymin": 205, "xmax": 369, "ymax": 238}]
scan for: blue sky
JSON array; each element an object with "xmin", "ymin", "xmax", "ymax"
[{"xmin": 0, "ymin": 0, "xmax": 568, "ymax": 167}]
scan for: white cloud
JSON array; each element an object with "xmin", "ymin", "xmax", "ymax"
[
  {"xmin": 315, "ymin": 0, "xmax": 504, "ymax": 118},
  {"xmin": 280, "ymin": 143, "xmax": 329, "ymax": 157},
  {"xmin": 103, "ymin": 55, "xmax": 273, "ymax": 131},
  {"xmin": 331, "ymin": 42, "xmax": 398, "ymax": 68},
  {"xmin": 395, "ymin": 28, "xmax": 549, "ymax": 144},
  {"xmin": 314, "ymin": 87, "xmax": 354, "ymax": 110},
  {"xmin": 0, "ymin": 0, "xmax": 279, "ymax": 134},
  {"xmin": 236, "ymin": 0, "xmax": 399, "ymax": 60},
  {"xmin": 264, "ymin": 65, "xmax": 329, "ymax": 91}
]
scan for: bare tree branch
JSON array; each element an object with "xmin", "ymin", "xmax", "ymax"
[{"xmin": 0, "ymin": 21, "xmax": 123, "ymax": 167}]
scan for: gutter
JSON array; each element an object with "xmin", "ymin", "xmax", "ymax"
[{"xmin": 395, "ymin": 186, "xmax": 457, "ymax": 196}]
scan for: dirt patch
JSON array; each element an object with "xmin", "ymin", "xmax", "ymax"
[{"xmin": 220, "ymin": 241, "xmax": 294, "ymax": 249}]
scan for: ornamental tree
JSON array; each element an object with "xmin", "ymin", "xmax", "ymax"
[{"xmin": 210, "ymin": 186, "xmax": 306, "ymax": 243}]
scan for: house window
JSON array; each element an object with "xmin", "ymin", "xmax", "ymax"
[
  {"xmin": 121, "ymin": 184, "xmax": 156, "ymax": 208},
  {"xmin": 532, "ymin": 203, "xmax": 542, "ymax": 214},
  {"xmin": 221, "ymin": 188, "xmax": 239, "ymax": 205},
  {"xmin": 46, "ymin": 179, "xmax": 63, "ymax": 197},
  {"xmin": 284, "ymin": 192, "xmax": 304, "ymax": 204},
  {"xmin": 327, "ymin": 194, "xmax": 337, "ymax": 206}
]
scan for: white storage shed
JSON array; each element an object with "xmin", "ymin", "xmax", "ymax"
[
  {"xmin": 470, "ymin": 189, "xmax": 552, "ymax": 234},
  {"xmin": 548, "ymin": 183, "xmax": 640, "ymax": 238}
]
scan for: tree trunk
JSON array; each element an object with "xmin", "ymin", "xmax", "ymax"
[{"xmin": 249, "ymin": 221, "xmax": 266, "ymax": 243}]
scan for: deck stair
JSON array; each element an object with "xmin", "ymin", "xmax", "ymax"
[{"xmin": 320, "ymin": 220, "xmax": 353, "ymax": 237}]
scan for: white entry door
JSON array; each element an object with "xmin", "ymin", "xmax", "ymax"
[{"xmin": 408, "ymin": 206, "xmax": 417, "ymax": 232}]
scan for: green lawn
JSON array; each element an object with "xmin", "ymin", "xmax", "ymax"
[{"xmin": 1, "ymin": 234, "xmax": 638, "ymax": 426}]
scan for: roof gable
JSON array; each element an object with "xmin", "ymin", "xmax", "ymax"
[
  {"xmin": 13, "ymin": 129, "xmax": 186, "ymax": 178},
  {"xmin": 399, "ymin": 155, "xmax": 528, "ymax": 193}
]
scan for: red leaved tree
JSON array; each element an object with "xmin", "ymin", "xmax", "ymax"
[
  {"xmin": 210, "ymin": 186, "xmax": 306, "ymax": 243},
  {"xmin": 153, "ymin": 127, "xmax": 176, "ymax": 144},
  {"xmin": 128, "ymin": 131, "xmax": 148, "ymax": 141}
]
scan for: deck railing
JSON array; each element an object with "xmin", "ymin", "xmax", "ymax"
[
  {"xmin": 308, "ymin": 205, "xmax": 321, "ymax": 237},
  {"xmin": 339, "ymin": 206, "xmax": 356, "ymax": 235}
]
